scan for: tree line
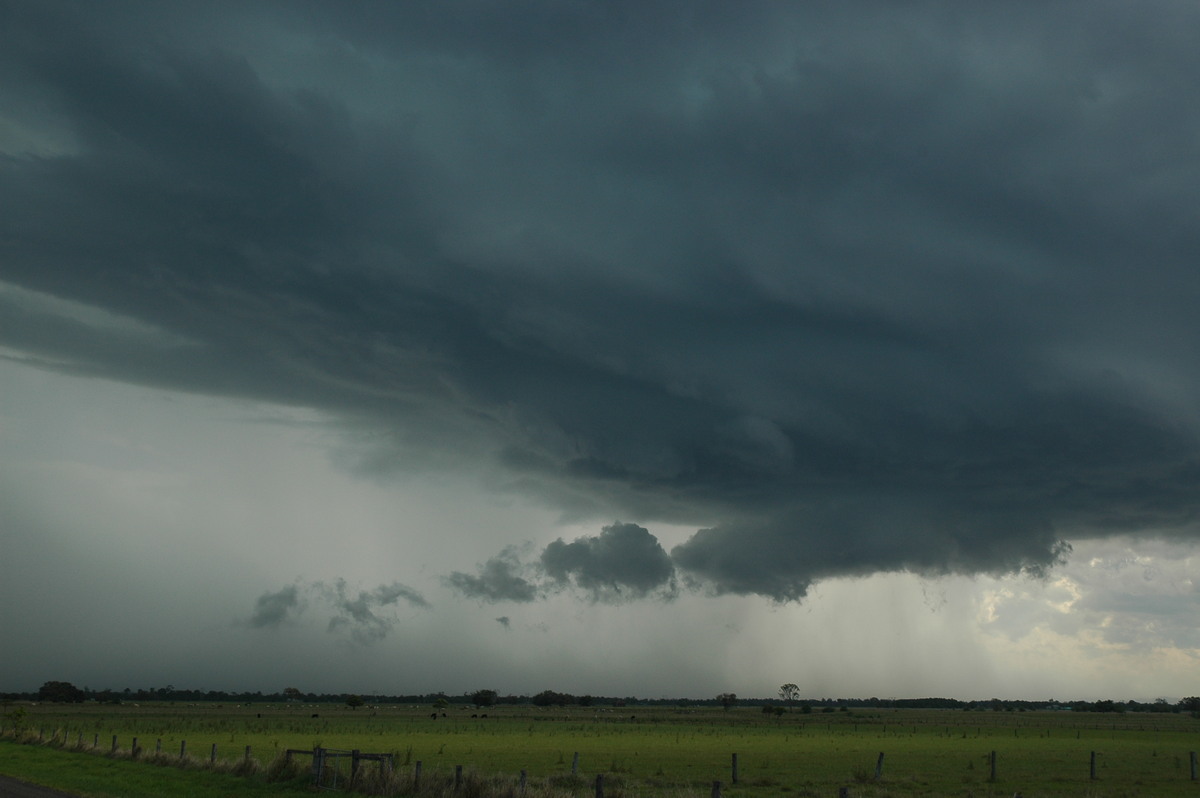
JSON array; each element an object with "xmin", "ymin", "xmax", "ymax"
[{"xmin": 7, "ymin": 681, "xmax": 1199, "ymax": 717}]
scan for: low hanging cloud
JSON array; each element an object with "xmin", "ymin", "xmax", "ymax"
[
  {"xmin": 447, "ymin": 523, "xmax": 677, "ymax": 604},
  {"xmin": 248, "ymin": 585, "xmax": 301, "ymax": 628},
  {"xmin": 444, "ymin": 547, "xmax": 540, "ymax": 603},
  {"xmin": 246, "ymin": 579, "xmax": 428, "ymax": 643},
  {"xmin": 541, "ymin": 523, "xmax": 677, "ymax": 602}
]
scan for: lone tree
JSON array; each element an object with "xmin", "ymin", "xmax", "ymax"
[
  {"xmin": 470, "ymin": 689, "xmax": 498, "ymax": 708},
  {"xmin": 717, "ymin": 692, "xmax": 738, "ymax": 710},
  {"xmin": 345, "ymin": 694, "xmax": 364, "ymax": 709},
  {"xmin": 778, "ymin": 683, "xmax": 799, "ymax": 708},
  {"xmin": 38, "ymin": 681, "xmax": 85, "ymax": 703}
]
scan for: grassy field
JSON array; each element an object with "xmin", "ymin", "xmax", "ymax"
[{"xmin": 2, "ymin": 702, "xmax": 1197, "ymax": 797}]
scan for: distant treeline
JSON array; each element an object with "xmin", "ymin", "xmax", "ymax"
[{"xmin": 6, "ymin": 681, "xmax": 1200, "ymax": 715}]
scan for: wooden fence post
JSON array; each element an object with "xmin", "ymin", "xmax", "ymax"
[
  {"xmin": 131, "ymin": 737, "xmax": 138, "ymax": 758},
  {"xmin": 93, "ymin": 734, "xmax": 98, "ymax": 749},
  {"xmin": 1090, "ymin": 751, "xmax": 1097, "ymax": 780},
  {"xmin": 520, "ymin": 769, "xmax": 527, "ymax": 794},
  {"xmin": 415, "ymin": 760, "xmax": 422, "ymax": 788},
  {"xmin": 1190, "ymin": 751, "xmax": 1197, "ymax": 781},
  {"xmin": 711, "ymin": 780, "xmax": 722, "ymax": 798},
  {"xmin": 352, "ymin": 750, "xmax": 361, "ymax": 781},
  {"xmin": 211, "ymin": 743, "xmax": 217, "ymax": 763},
  {"xmin": 875, "ymin": 751, "xmax": 885, "ymax": 780},
  {"xmin": 456, "ymin": 763, "xmax": 463, "ymax": 789},
  {"xmin": 731, "ymin": 753, "xmax": 739, "ymax": 784},
  {"xmin": 989, "ymin": 750, "xmax": 996, "ymax": 782},
  {"xmin": 111, "ymin": 735, "xmax": 118, "ymax": 753},
  {"xmin": 312, "ymin": 747, "xmax": 324, "ymax": 786},
  {"xmin": 572, "ymin": 751, "xmax": 580, "ymax": 775},
  {"xmin": 594, "ymin": 773, "xmax": 604, "ymax": 798},
  {"xmin": 156, "ymin": 738, "xmax": 162, "ymax": 754}
]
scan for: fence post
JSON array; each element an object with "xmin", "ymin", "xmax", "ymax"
[
  {"xmin": 456, "ymin": 763, "xmax": 463, "ymax": 790},
  {"xmin": 352, "ymin": 750, "xmax": 361, "ymax": 781},
  {"xmin": 711, "ymin": 780, "xmax": 722, "ymax": 798},
  {"xmin": 156, "ymin": 738, "xmax": 162, "ymax": 754},
  {"xmin": 131, "ymin": 737, "xmax": 138, "ymax": 759},
  {"xmin": 93, "ymin": 734, "xmax": 98, "ymax": 749},
  {"xmin": 1191, "ymin": 751, "xmax": 1197, "ymax": 781},
  {"xmin": 989, "ymin": 750, "xmax": 996, "ymax": 782},
  {"xmin": 572, "ymin": 752, "xmax": 580, "ymax": 775},
  {"xmin": 1090, "ymin": 751, "xmax": 1097, "ymax": 780},
  {"xmin": 875, "ymin": 751, "xmax": 885, "ymax": 780},
  {"xmin": 415, "ymin": 760, "xmax": 422, "ymax": 789},
  {"xmin": 520, "ymin": 769, "xmax": 527, "ymax": 794},
  {"xmin": 732, "ymin": 753, "xmax": 739, "ymax": 784},
  {"xmin": 838, "ymin": 789, "xmax": 849, "ymax": 798},
  {"xmin": 595, "ymin": 773, "xmax": 604, "ymax": 798},
  {"xmin": 312, "ymin": 747, "xmax": 324, "ymax": 786},
  {"xmin": 180, "ymin": 740, "xmax": 187, "ymax": 760},
  {"xmin": 211, "ymin": 743, "xmax": 217, "ymax": 763},
  {"xmin": 245, "ymin": 745, "xmax": 252, "ymax": 762}
]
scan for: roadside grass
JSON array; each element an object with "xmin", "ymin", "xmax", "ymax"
[{"xmin": 0, "ymin": 738, "xmax": 312, "ymax": 798}]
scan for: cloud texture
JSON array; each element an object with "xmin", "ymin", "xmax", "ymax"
[{"xmin": 4, "ymin": 0, "xmax": 1200, "ymax": 610}]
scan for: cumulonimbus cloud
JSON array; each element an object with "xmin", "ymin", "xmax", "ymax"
[{"xmin": 7, "ymin": 2, "xmax": 1200, "ymax": 604}]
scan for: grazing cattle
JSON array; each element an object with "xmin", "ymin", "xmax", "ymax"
[
  {"xmin": 431, "ymin": 712, "xmax": 438, "ymax": 719},
  {"xmin": 471, "ymin": 714, "xmax": 478, "ymax": 718},
  {"xmin": 480, "ymin": 713, "xmax": 487, "ymax": 718},
  {"xmin": 311, "ymin": 714, "xmax": 319, "ymax": 718}
]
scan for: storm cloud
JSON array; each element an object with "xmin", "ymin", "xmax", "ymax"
[
  {"xmin": 445, "ymin": 547, "xmax": 541, "ymax": 603},
  {"xmin": 248, "ymin": 585, "xmax": 300, "ymax": 628},
  {"xmin": 5, "ymin": 0, "xmax": 1200, "ymax": 610},
  {"xmin": 541, "ymin": 523, "xmax": 677, "ymax": 602},
  {"xmin": 247, "ymin": 580, "xmax": 427, "ymax": 644}
]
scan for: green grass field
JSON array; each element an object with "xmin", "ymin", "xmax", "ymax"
[{"xmin": 2, "ymin": 702, "xmax": 1197, "ymax": 797}]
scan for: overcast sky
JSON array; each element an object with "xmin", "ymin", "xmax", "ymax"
[{"xmin": 2, "ymin": 1, "xmax": 1199, "ymax": 702}]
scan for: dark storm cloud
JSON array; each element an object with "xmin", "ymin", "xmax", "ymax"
[
  {"xmin": 445, "ymin": 525, "xmax": 676, "ymax": 603},
  {"xmin": 445, "ymin": 548, "xmax": 540, "ymax": 603},
  {"xmin": 249, "ymin": 585, "xmax": 300, "ymax": 628},
  {"xmin": 6, "ymin": 1, "xmax": 1200, "ymax": 601},
  {"xmin": 541, "ymin": 523, "xmax": 677, "ymax": 602}
]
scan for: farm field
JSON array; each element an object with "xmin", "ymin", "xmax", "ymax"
[{"xmin": 2, "ymin": 702, "xmax": 1198, "ymax": 797}]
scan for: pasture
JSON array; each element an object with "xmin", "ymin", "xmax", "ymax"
[{"xmin": 3, "ymin": 701, "xmax": 1198, "ymax": 797}]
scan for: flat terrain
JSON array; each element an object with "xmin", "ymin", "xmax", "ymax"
[{"xmin": 2, "ymin": 702, "xmax": 1197, "ymax": 797}]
